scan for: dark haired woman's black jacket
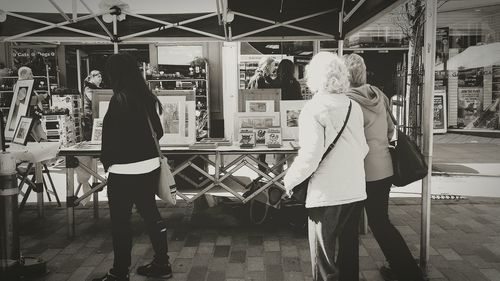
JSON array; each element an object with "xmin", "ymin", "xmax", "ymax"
[
  {"xmin": 281, "ymin": 78, "xmax": 302, "ymax": 100},
  {"xmin": 100, "ymin": 95, "xmax": 163, "ymax": 172}
]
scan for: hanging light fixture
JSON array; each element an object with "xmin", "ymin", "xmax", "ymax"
[{"xmin": 99, "ymin": 0, "xmax": 129, "ymax": 23}]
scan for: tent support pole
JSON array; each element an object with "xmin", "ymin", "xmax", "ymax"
[
  {"xmin": 113, "ymin": 16, "xmax": 118, "ymax": 54},
  {"xmin": 338, "ymin": 40, "xmax": 344, "ymax": 56},
  {"xmin": 420, "ymin": 0, "xmax": 437, "ymax": 275}
]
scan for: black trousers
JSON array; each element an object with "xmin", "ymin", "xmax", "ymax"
[
  {"xmin": 308, "ymin": 201, "xmax": 364, "ymax": 281},
  {"xmin": 365, "ymin": 177, "xmax": 424, "ymax": 281},
  {"xmin": 107, "ymin": 168, "xmax": 169, "ymax": 274}
]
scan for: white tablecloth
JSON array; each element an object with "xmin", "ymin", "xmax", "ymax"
[{"xmin": 8, "ymin": 142, "xmax": 61, "ymax": 163}]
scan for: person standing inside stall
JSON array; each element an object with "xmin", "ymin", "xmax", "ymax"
[
  {"xmin": 344, "ymin": 53, "xmax": 425, "ymax": 281},
  {"xmin": 82, "ymin": 70, "xmax": 102, "ymax": 141},
  {"xmin": 248, "ymin": 57, "xmax": 277, "ymax": 174},
  {"xmin": 284, "ymin": 52, "xmax": 368, "ymax": 281},
  {"xmin": 276, "ymin": 59, "xmax": 302, "ymax": 101},
  {"xmin": 94, "ymin": 53, "xmax": 171, "ymax": 281}
]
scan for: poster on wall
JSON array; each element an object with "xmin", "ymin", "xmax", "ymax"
[
  {"xmin": 433, "ymin": 90, "xmax": 447, "ymax": 133},
  {"xmin": 457, "ymin": 87, "xmax": 483, "ymax": 128}
]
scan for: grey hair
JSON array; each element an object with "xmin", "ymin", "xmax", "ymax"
[
  {"xmin": 258, "ymin": 57, "xmax": 276, "ymax": 76},
  {"xmin": 343, "ymin": 53, "xmax": 366, "ymax": 87},
  {"xmin": 306, "ymin": 52, "xmax": 349, "ymax": 94},
  {"xmin": 18, "ymin": 66, "xmax": 33, "ymax": 80}
]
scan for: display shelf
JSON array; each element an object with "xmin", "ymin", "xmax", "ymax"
[{"xmin": 147, "ymin": 59, "xmax": 210, "ymax": 140}]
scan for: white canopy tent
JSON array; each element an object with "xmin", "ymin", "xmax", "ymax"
[
  {"xmin": 0, "ymin": 0, "xmax": 439, "ymax": 275},
  {"xmin": 436, "ymin": 42, "xmax": 500, "ymax": 70}
]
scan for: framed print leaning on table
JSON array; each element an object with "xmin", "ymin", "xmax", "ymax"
[
  {"xmin": 280, "ymin": 100, "xmax": 307, "ymax": 140},
  {"xmin": 13, "ymin": 116, "xmax": 34, "ymax": 145},
  {"xmin": 233, "ymin": 112, "xmax": 280, "ymax": 141},
  {"xmin": 5, "ymin": 79, "xmax": 35, "ymax": 140},
  {"xmin": 157, "ymin": 95, "xmax": 187, "ymax": 145}
]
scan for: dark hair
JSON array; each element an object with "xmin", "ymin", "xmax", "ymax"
[
  {"xmin": 105, "ymin": 53, "xmax": 161, "ymax": 113},
  {"xmin": 277, "ymin": 59, "xmax": 295, "ymax": 84}
]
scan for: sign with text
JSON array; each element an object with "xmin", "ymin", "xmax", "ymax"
[{"xmin": 433, "ymin": 90, "xmax": 447, "ymax": 133}]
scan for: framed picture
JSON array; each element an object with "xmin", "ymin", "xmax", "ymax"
[
  {"xmin": 157, "ymin": 95, "xmax": 187, "ymax": 145},
  {"xmin": 12, "ymin": 116, "xmax": 34, "ymax": 145},
  {"xmin": 245, "ymin": 100, "xmax": 275, "ymax": 113},
  {"xmin": 91, "ymin": 89, "xmax": 113, "ymax": 118},
  {"xmin": 233, "ymin": 112, "xmax": 280, "ymax": 140},
  {"xmin": 238, "ymin": 89, "xmax": 281, "ymax": 112},
  {"xmin": 280, "ymin": 100, "xmax": 307, "ymax": 140},
  {"xmin": 91, "ymin": 118, "xmax": 104, "ymax": 143},
  {"xmin": 5, "ymin": 79, "xmax": 35, "ymax": 140}
]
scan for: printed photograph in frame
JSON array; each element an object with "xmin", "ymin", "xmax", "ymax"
[
  {"xmin": 233, "ymin": 112, "xmax": 280, "ymax": 141},
  {"xmin": 91, "ymin": 118, "xmax": 104, "ymax": 143},
  {"xmin": 238, "ymin": 89, "xmax": 281, "ymax": 112},
  {"xmin": 280, "ymin": 100, "xmax": 307, "ymax": 140},
  {"xmin": 12, "ymin": 116, "xmax": 34, "ymax": 145},
  {"xmin": 157, "ymin": 95, "xmax": 186, "ymax": 145},
  {"xmin": 5, "ymin": 79, "xmax": 35, "ymax": 140},
  {"xmin": 245, "ymin": 100, "xmax": 275, "ymax": 113}
]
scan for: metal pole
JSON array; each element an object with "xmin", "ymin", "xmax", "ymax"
[
  {"xmin": 76, "ymin": 49, "xmax": 82, "ymax": 94},
  {"xmin": 92, "ymin": 159, "xmax": 99, "ymax": 219},
  {"xmin": 338, "ymin": 40, "xmax": 344, "ymax": 56},
  {"xmin": 420, "ymin": 0, "xmax": 437, "ymax": 275},
  {"xmin": 0, "ymin": 152, "xmax": 20, "ymax": 280},
  {"xmin": 113, "ymin": 16, "xmax": 118, "ymax": 54},
  {"xmin": 66, "ymin": 167, "xmax": 75, "ymax": 237},
  {"xmin": 35, "ymin": 163, "xmax": 44, "ymax": 218}
]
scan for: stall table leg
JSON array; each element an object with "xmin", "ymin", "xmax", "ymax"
[
  {"xmin": 92, "ymin": 159, "xmax": 99, "ymax": 219},
  {"xmin": 35, "ymin": 162, "xmax": 44, "ymax": 218}
]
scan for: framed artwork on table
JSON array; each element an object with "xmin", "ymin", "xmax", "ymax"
[
  {"xmin": 245, "ymin": 100, "xmax": 275, "ymax": 113},
  {"xmin": 238, "ymin": 89, "xmax": 281, "ymax": 112},
  {"xmin": 91, "ymin": 89, "xmax": 113, "ymax": 118},
  {"xmin": 233, "ymin": 112, "xmax": 280, "ymax": 141},
  {"xmin": 157, "ymin": 95, "xmax": 187, "ymax": 145},
  {"xmin": 12, "ymin": 116, "xmax": 34, "ymax": 145},
  {"xmin": 5, "ymin": 79, "xmax": 35, "ymax": 140},
  {"xmin": 91, "ymin": 118, "xmax": 104, "ymax": 143},
  {"xmin": 280, "ymin": 100, "xmax": 307, "ymax": 140}
]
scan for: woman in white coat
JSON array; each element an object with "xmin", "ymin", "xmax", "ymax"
[{"xmin": 284, "ymin": 52, "xmax": 369, "ymax": 281}]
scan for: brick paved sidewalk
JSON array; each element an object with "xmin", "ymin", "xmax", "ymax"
[{"xmin": 18, "ymin": 198, "xmax": 500, "ymax": 281}]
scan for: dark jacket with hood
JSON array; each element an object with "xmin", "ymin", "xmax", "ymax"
[{"xmin": 347, "ymin": 84, "xmax": 395, "ymax": 181}]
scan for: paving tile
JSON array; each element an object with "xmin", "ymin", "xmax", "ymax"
[
  {"xmin": 263, "ymin": 240, "xmax": 280, "ymax": 252},
  {"xmin": 230, "ymin": 250, "xmax": 247, "ymax": 263},
  {"xmin": 264, "ymin": 251, "xmax": 282, "ymax": 265},
  {"xmin": 207, "ymin": 270, "xmax": 225, "ymax": 281},
  {"xmin": 248, "ymin": 256, "xmax": 265, "ymax": 271},
  {"xmin": 283, "ymin": 257, "xmax": 301, "ymax": 272},
  {"xmin": 226, "ymin": 263, "xmax": 245, "ymax": 278},
  {"xmin": 266, "ymin": 264, "xmax": 284, "ymax": 281},
  {"xmin": 480, "ymin": 268, "xmax": 500, "ymax": 281},
  {"xmin": 186, "ymin": 265, "xmax": 208, "ymax": 281},
  {"xmin": 437, "ymin": 248, "xmax": 463, "ymax": 261},
  {"xmin": 172, "ymin": 257, "xmax": 193, "ymax": 273},
  {"xmin": 213, "ymin": 245, "xmax": 231, "ymax": 257}
]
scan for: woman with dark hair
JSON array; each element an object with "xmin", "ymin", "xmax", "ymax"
[
  {"xmin": 93, "ymin": 53, "xmax": 171, "ymax": 281},
  {"xmin": 276, "ymin": 59, "xmax": 302, "ymax": 100}
]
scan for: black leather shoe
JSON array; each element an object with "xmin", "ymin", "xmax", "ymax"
[
  {"xmin": 379, "ymin": 265, "xmax": 398, "ymax": 281},
  {"xmin": 92, "ymin": 270, "xmax": 129, "ymax": 281},
  {"xmin": 136, "ymin": 261, "xmax": 172, "ymax": 279}
]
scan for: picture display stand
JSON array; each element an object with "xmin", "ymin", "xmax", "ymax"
[
  {"xmin": 5, "ymin": 79, "xmax": 35, "ymax": 140},
  {"xmin": 91, "ymin": 89, "xmax": 196, "ymax": 146}
]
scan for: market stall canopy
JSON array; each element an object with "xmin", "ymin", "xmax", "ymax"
[
  {"xmin": 0, "ymin": 0, "xmax": 403, "ymax": 42},
  {"xmin": 435, "ymin": 42, "xmax": 500, "ymax": 70}
]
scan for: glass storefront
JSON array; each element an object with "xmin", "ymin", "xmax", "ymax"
[{"xmin": 437, "ymin": 4, "xmax": 500, "ymax": 131}]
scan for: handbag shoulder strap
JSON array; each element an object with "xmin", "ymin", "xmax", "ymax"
[
  {"xmin": 144, "ymin": 105, "xmax": 164, "ymax": 161},
  {"xmin": 370, "ymin": 85, "xmax": 398, "ymax": 126},
  {"xmin": 320, "ymin": 100, "xmax": 352, "ymax": 161}
]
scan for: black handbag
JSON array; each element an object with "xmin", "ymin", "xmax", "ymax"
[
  {"xmin": 385, "ymin": 103, "xmax": 428, "ymax": 187},
  {"xmin": 291, "ymin": 101, "xmax": 352, "ymax": 203}
]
